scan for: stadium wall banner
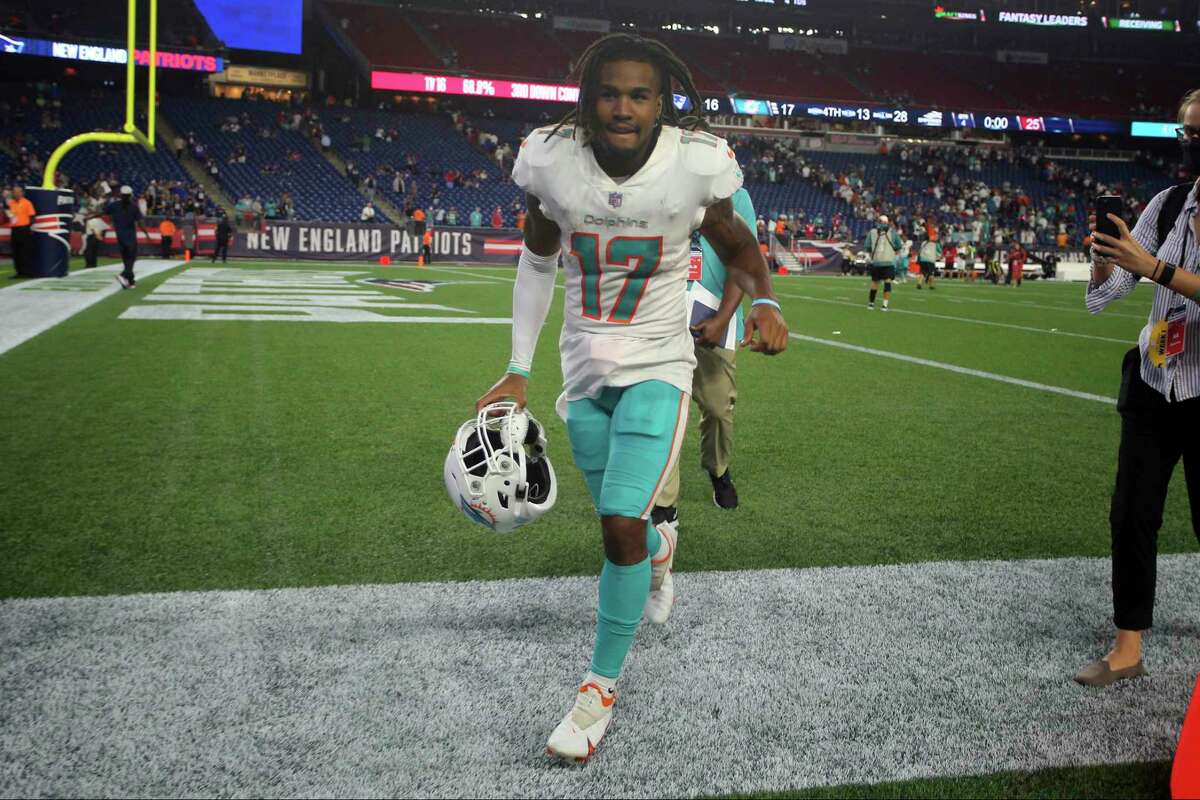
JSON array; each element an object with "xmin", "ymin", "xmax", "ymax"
[
  {"xmin": 552, "ymin": 16, "xmax": 610, "ymax": 33},
  {"xmin": 0, "ymin": 35, "xmax": 224, "ymax": 72},
  {"xmin": 215, "ymin": 65, "xmax": 309, "ymax": 88},
  {"xmin": 229, "ymin": 222, "xmax": 525, "ymax": 263},
  {"xmin": 1102, "ymin": 16, "xmax": 1181, "ymax": 31},
  {"xmin": 996, "ymin": 11, "xmax": 1088, "ymax": 27},
  {"xmin": 767, "ymin": 34, "xmax": 848, "ymax": 55},
  {"xmin": 996, "ymin": 49, "xmax": 1049, "ymax": 64}
]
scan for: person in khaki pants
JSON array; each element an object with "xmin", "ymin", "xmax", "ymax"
[{"xmin": 651, "ymin": 187, "xmax": 756, "ymax": 553}]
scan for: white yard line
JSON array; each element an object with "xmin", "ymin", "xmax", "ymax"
[
  {"xmin": 789, "ymin": 332, "xmax": 1116, "ymax": 403},
  {"xmin": 777, "ymin": 291, "xmax": 1131, "ymax": 344},
  {"xmin": 0, "ymin": 261, "xmax": 181, "ymax": 356}
]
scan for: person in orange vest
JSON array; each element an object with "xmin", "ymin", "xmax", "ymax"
[
  {"xmin": 516, "ymin": 209, "xmax": 526, "ymax": 230},
  {"xmin": 7, "ymin": 186, "xmax": 35, "ymax": 278},
  {"xmin": 159, "ymin": 218, "xmax": 176, "ymax": 258},
  {"xmin": 420, "ymin": 226, "xmax": 433, "ymax": 265}
]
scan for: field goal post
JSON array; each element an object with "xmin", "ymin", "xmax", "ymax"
[
  {"xmin": 24, "ymin": 0, "xmax": 156, "ymax": 278},
  {"xmin": 43, "ymin": 0, "xmax": 157, "ymax": 185}
]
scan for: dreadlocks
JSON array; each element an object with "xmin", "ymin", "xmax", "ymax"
[{"xmin": 546, "ymin": 33, "xmax": 705, "ymax": 144}]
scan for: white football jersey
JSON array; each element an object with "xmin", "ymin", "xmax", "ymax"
[{"xmin": 512, "ymin": 124, "xmax": 743, "ymax": 400}]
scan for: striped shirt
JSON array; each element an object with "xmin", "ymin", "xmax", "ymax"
[{"xmin": 1086, "ymin": 181, "xmax": 1200, "ymax": 402}]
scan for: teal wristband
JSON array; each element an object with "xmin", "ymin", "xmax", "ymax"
[
  {"xmin": 505, "ymin": 363, "xmax": 530, "ymax": 379},
  {"xmin": 751, "ymin": 298, "xmax": 781, "ymax": 311}
]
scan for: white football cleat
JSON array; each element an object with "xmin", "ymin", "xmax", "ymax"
[
  {"xmin": 645, "ymin": 570, "xmax": 674, "ymax": 625},
  {"xmin": 546, "ymin": 682, "xmax": 615, "ymax": 763},
  {"xmin": 645, "ymin": 507, "xmax": 678, "ymax": 625}
]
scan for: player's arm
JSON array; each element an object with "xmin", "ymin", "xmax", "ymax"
[
  {"xmin": 699, "ymin": 198, "xmax": 787, "ymax": 355},
  {"xmin": 475, "ymin": 194, "xmax": 562, "ymax": 411}
]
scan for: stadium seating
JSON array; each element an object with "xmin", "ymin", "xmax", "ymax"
[
  {"xmin": 323, "ymin": 1, "xmax": 444, "ymax": 71},
  {"xmin": 165, "ymin": 96, "xmax": 383, "ymax": 223},
  {"xmin": 2, "ymin": 88, "xmax": 205, "ymax": 207},
  {"xmin": 316, "ymin": 106, "xmax": 522, "ymax": 225},
  {"xmin": 410, "ymin": 10, "xmax": 571, "ymax": 82}
]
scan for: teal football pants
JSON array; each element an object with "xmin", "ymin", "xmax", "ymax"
[{"xmin": 566, "ymin": 380, "xmax": 689, "ymax": 679}]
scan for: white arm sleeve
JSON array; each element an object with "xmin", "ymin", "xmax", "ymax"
[{"xmin": 507, "ymin": 245, "xmax": 560, "ymax": 377}]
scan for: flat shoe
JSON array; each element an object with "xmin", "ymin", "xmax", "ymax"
[{"xmin": 1073, "ymin": 658, "xmax": 1147, "ymax": 687}]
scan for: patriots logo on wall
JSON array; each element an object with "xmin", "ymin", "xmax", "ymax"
[
  {"xmin": 608, "ymin": 192, "xmax": 623, "ymax": 209},
  {"xmin": 361, "ymin": 278, "xmax": 446, "ymax": 293}
]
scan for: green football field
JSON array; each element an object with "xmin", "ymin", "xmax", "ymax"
[{"xmin": 1, "ymin": 257, "xmax": 1195, "ymax": 798}]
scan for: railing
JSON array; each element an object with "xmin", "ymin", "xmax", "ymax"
[{"xmin": 1041, "ymin": 147, "xmax": 1136, "ymax": 162}]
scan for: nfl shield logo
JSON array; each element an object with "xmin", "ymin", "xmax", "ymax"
[{"xmin": 608, "ymin": 192, "xmax": 623, "ymax": 209}]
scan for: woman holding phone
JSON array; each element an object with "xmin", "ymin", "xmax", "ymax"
[{"xmin": 1078, "ymin": 88, "xmax": 1200, "ymax": 687}]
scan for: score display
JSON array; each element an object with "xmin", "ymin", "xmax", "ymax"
[
  {"xmin": 728, "ymin": 99, "xmax": 1124, "ymax": 134},
  {"xmin": 368, "ymin": 69, "xmax": 1130, "ymax": 137}
]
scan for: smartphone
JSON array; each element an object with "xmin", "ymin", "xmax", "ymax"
[{"xmin": 1096, "ymin": 195, "xmax": 1123, "ymax": 239}]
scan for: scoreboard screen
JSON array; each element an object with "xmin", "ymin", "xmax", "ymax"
[{"xmin": 193, "ymin": 0, "xmax": 303, "ymax": 54}]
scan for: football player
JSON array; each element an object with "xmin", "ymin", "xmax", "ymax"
[{"xmin": 474, "ymin": 33, "xmax": 788, "ymax": 763}]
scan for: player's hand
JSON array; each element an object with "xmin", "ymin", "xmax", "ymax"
[
  {"xmin": 741, "ymin": 304, "xmax": 788, "ymax": 355},
  {"xmin": 690, "ymin": 316, "xmax": 729, "ymax": 349},
  {"xmin": 1092, "ymin": 214, "xmax": 1154, "ymax": 277},
  {"xmin": 476, "ymin": 372, "xmax": 528, "ymax": 412}
]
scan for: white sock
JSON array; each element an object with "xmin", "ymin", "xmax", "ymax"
[
  {"xmin": 585, "ymin": 671, "xmax": 616, "ymax": 693},
  {"xmin": 883, "ymin": 299, "xmax": 889, "ymax": 308}
]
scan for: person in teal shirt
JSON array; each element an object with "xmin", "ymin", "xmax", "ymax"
[{"xmin": 657, "ymin": 187, "xmax": 755, "ymax": 516}]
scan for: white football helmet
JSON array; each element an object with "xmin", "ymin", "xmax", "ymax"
[{"xmin": 444, "ymin": 402, "xmax": 558, "ymax": 533}]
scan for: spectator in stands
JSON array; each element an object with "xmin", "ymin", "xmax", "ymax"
[
  {"xmin": 159, "ymin": 217, "xmax": 176, "ymax": 258},
  {"xmin": 361, "ymin": 202, "xmax": 377, "ymax": 223},
  {"xmin": 447, "ymin": 208, "xmax": 458, "ymax": 226},
  {"xmin": 490, "ymin": 206, "xmax": 503, "ymax": 228},
  {"xmin": 6, "ymin": 186, "xmax": 35, "ymax": 278},
  {"xmin": 470, "ymin": 207, "xmax": 482, "ymax": 228},
  {"xmin": 320, "ymin": 132, "xmax": 331, "ymax": 152}
]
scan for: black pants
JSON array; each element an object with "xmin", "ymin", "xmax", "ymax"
[
  {"xmin": 211, "ymin": 239, "xmax": 228, "ymax": 262},
  {"xmin": 421, "ymin": 244, "xmax": 432, "ymax": 263},
  {"xmin": 1110, "ymin": 346, "xmax": 1200, "ymax": 630},
  {"xmin": 10, "ymin": 225, "xmax": 32, "ymax": 276},
  {"xmin": 84, "ymin": 235, "xmax": 100, "ymax": 268},
  {"xmin": 160, "ymin": 235, "xmax": 173, "ymax": 258},
  {"xmin": 119, "ymin": 241, "xmax": 137, "ymax": 282}
]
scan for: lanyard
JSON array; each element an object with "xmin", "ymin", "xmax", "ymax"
[{"xmin": 1181, "ymin": 210, "xmax": 1195, "ymax": 270}]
